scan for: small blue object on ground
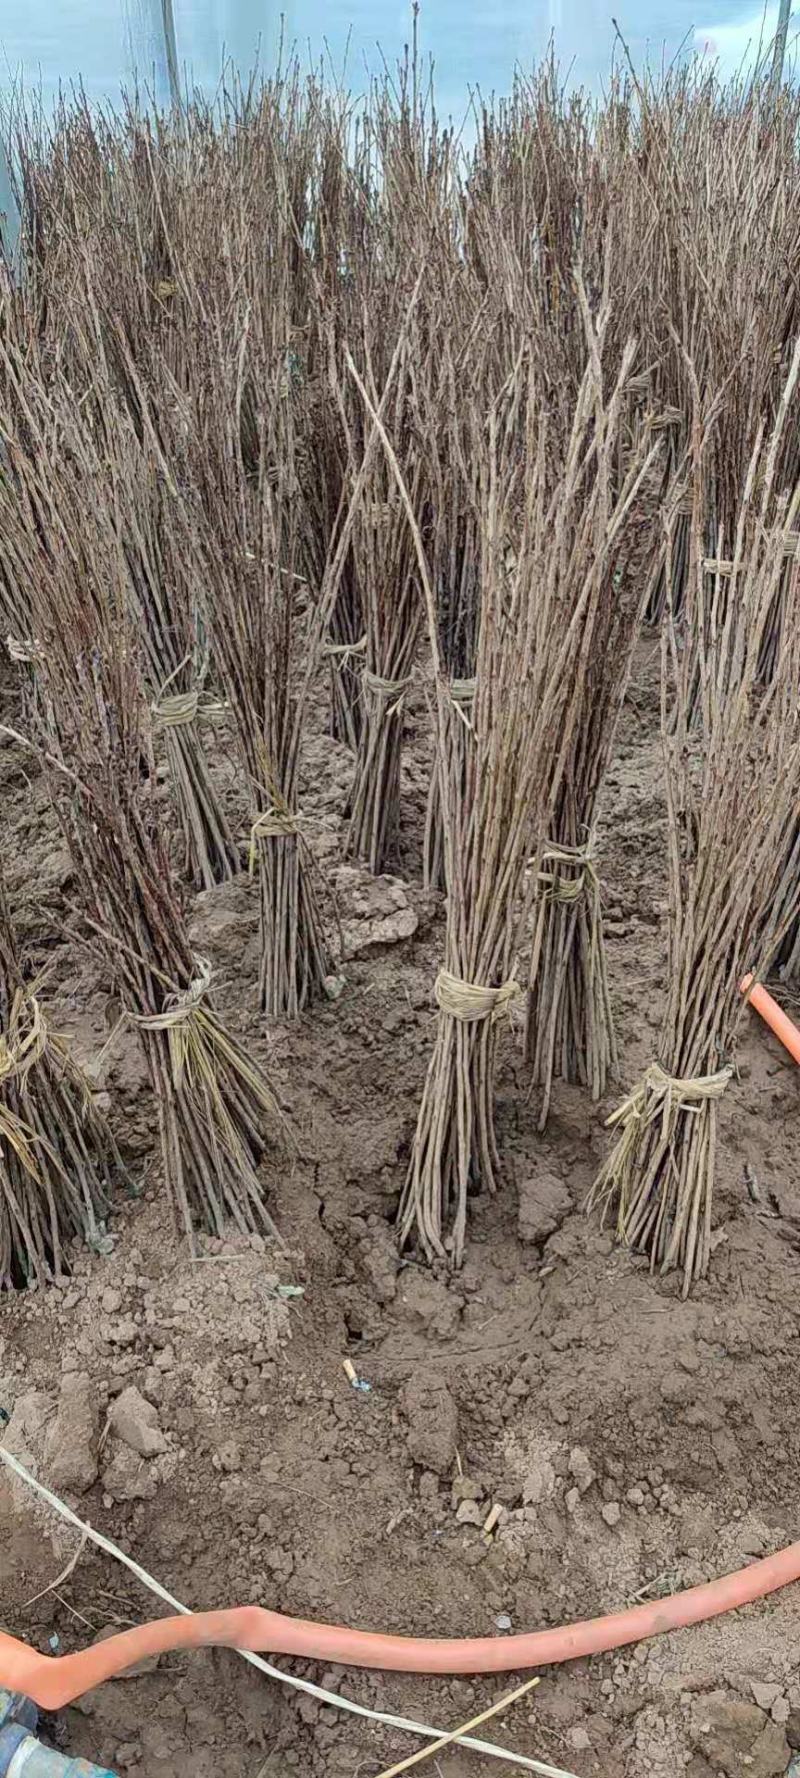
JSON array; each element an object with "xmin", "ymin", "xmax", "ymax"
[{"xmin": 0, "ymin": 1692, "xmax": 117, "ymax": 1776}]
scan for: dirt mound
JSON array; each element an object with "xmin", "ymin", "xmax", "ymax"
[{"xmin": 2, "ymin": 644, "xmax": 800, "ymax": 1777}]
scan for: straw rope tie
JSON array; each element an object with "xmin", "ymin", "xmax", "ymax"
[
  {"xmin": 0, "ymin": 994, "xmax": 52, "ymax": 1176},
  {"xmin": 703, "ymin": 534, "xmax": 798, "ymax": 572},
  {"xmin": 435, "ymin": 968, "xmax": 521, "ymax": 1025},
  {"xmin": 248, "ymin": 808, "xmax": 305, "ymax": 873},
  {"xmin": 323, "ymin": 633, "xmax": 367, "ymax": 662},
  {"xmin": 131, "ymin": 958, "xmax": 213, "ymax": 1034},
  {"xmin": 607, "ymin": 1059, "xmax": 733, "ymax": 1137},
  {"xmin": 152, "ymin": 689, "xmax": 201, "ymax": 731},
  {"xmin": 6, "ymin": 635, "xmax": 41, "ymax": 665},
  {"xmin": 538, "ymin": 838, "xmax": 598, "ymax": 906},
  {"xmin": 128, "ymin": 959, "xmax": 214, "ymax": 1094},
  {"xmin": 363, "ymin": 668, "xmax": 413, "ymax": 711},
  {"xmin": 450, "ymin": 677, "xmax": 476, "ymax": 704},
  {"xmin": 0, "ymin": 994, "xmax": 48, "ymax": 1088}
]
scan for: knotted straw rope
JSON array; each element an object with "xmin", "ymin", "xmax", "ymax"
[
  {"xmin": 606, "ymin": 1059, "xmax": 733, "ymax": 1139},
  {"xmin": 448, "ymin": 678, "xmax": 477, "ymax": 733},
  {"xmin": 0, "ymin": 993, "xmax": 48, "ymax": 1088},
  {"xmin": 591, "ymin": 1058, "xmax": 734, "ymax": 1260},
  {"xmin": 248, "ymin": 807, "xmax": 304, "ymax": 874},
  {"xmin": 0, "ymin": 993, "xmax": 51, "ymax": 1175},
  {"xmin": 151, "ymin": 688, "xmax": 201, "ymax": 731},
  {"xmin": 363, "ymin": 668, "xmax": 413, "ymax": 713},
  {"xmin": 323, "ymin": 633, "xmax": 367, "ymax": 662},
  {"xmin": 538, "ymin": 838, "xmax": 598, "ymax": 905},
  {"xmin": 450, "ymin": 678, "xmax": 476, "ymax": 703},
  {"xmin": 131, "ymin": 958, "xmax": 213, "ymax": 1035},
  {"xmin": 130, "ymin": 958, "xmax": 214, "ymax": 1092},
  {"xmin": 704, "ymin": 536, "xmax": 798, "ymax": 573},
  {"xmin": 151, "ymin": 681, "xmax": 226, "ymax": 732},
  {"xmin": 435, "ymin": 968, "xmax": 520, "ymax": 1025},
  {"xmin": 6, "ymin": 635, "xmax": 41, "ymax": 665}
]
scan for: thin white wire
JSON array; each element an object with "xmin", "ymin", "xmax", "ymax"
[{"xmin": 0, "ymin": 1448, "xmax": 577, "ymax": 1778}]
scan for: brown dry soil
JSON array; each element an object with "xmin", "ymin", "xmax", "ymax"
[{"xmin": 1, "ymin": 639, "xmax": 800, "ymax": 1778}]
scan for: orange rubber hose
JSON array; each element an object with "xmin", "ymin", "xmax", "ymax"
[
  {"xmin": 3, "ymin": 1538, "xmax": 800, "ymax": 1708},
  {"xmin": 740, "ymin": 973, "xmax": 800, "ymax": 1065}
]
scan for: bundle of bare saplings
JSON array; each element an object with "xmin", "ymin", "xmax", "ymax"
[
  {"xmin": 0, "ymin": 867, "xmax": 122, "ymax": 1285},
  {"xmin": 589, "ymin": 345, "xmax": 800, "ymax": 1294},
  {"xmin": 0, "ymin": 364, "xmax": 284, "ymax": 1246},
  {"xmin": 359, "ymin": 290, "xmax": 661, "ymax": 1263}
]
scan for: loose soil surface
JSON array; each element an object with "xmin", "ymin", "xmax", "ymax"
[{"xmin": 1, "ymin": 639, "xmax": 800, "ymax": 1778}]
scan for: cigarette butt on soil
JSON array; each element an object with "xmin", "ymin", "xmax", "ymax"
[
  {"xmin": 483, "ymin": 1503, "xmax": 503, "ymax": 1537},
  {"xmin": 343, "ymin": 1357, "xmax": 371, "ymax": 1394}
]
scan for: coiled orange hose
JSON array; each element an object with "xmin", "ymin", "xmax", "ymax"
[{"xmin": 3, "ymin": 1537, "xmax": 800, "ymax": 1708}]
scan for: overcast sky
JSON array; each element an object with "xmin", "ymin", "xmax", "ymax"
[{"xmin": 0, "ymin": 0, "xmax": 795, "ymax": 119}]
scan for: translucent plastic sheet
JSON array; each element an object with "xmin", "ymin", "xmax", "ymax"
[{"xmin": 0, "ymin": 0, "xmax": 795, "ymax": 123}]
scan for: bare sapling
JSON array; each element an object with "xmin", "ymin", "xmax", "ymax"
[
  {"xmin": 0, "ymin": 869, "xmax": 123, "ymax": 1285},
  {"xmin": 353, "ymin": 296, "xmax": 657, "ymax": 1262},
  {"xmin": 525, "ymin": 302, "xmax": 663, "ymax": 1122},
  {"xmin": 589, "ymin": 343, "xmax": 800, "ymax": 1294},
  {"xmin": 0, "ymin": 368, "xmax": 285, "ymax": 1244}
]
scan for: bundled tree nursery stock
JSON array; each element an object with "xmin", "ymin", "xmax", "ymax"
[{"xmin": 0, "ymin": 49, "xmax": 799, "ymax": 1293}]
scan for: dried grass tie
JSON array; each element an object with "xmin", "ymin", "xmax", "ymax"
[
  {"xmin": 450, "ymin": 677, "xmax": 476, "ymax": 703},
  {"xmin": 363, "ymin": 668, "xmax": 413, "ymax": 714},
  {"xmin": 126, "ymin": 955, "xmax": 283, "ymax": 1240},
  {"xmin": 588, "ymin": 1060, "xmax": 733, "ymax": 1296},
  {"xmin": 527, "ymin": 833, "xmax": 616, "ymax": 1125},
  {"xmin": 151, "ymin": 688, "xmax": 201, "ymax": 730},
  {"xmin": 537, "ymin": 838, "xmax": 597, "ymax": 905},
  {"xmin": 435, "ymin": 969, "xmax": 520, "ymax": 1024},
  {"xmin": 323, "ymin": 632, "xmax": 367, "ymax": 661},
  {"xmin": 131, "ymin": 957, "xmax": 215, "ymax": 1090},
  {"xmin": 150, "ymin": 677, "xmax": 237, "ymax": 890},
  {"xmin": 0, "ymin": 943, "xmax": 118, "ymax": 1284},
  {"xmin": 0, "ymin": 991, "xmax": 48, "ymax": 1088},
  {"xmin": 0, "ymin": 994, "xmax": 50, "ymax": 1179},
  {"xmin": 6, "ymin": 635, "xmax": 41, "ymax": 665},
  {"xmin": 248, "ymin": 807, "xmax": 304, "ymax": 876}
]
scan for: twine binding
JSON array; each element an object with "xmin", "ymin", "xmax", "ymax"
[
  {"xmin": 363, "ymin": 668, "xmax": 412, "ymax": 715},
  {"xmin": 450, "ymin": 678, "xmax": 476, "ymax": 704},
  {"xmin": 538, "ymin": 837, "xmax": 597, "ymax": 905},
  {"xmin": 0, "ymin": 992, "xmax": 55, "ymax": 1180},
  {"xmin": 152, "ymin": 689, "xmax": 201, "ymax": 730},
  {"xmin": 0, "ymin": 991, "xmax": 48, "ymax": 1089},
  {"xmin": 6, "ymin": 635, "xmax": 42, "ymax": 665},
  {"xmin": 323, "ymin": 633, "xmax": 367, "ymax": 662},
  {"xmin": 131, "ymin": 958, "xmax": 213, "ymax": 1034},
  {"xmin": 590, "ymin": 1059, "xmax": 735, "ymax": 1284},
  {"xmin": 248, "ymin": 808, "xmax": 304, "ymax": 874},
  {"xmin": 449, "ymin": 678, "xmax": 477, "ymax": 733},
  {"xmin": 606, "ymin": 1059, "xmax": 733, "ymax": 1140},
  {"xmin": 130, "ymin": 958, "xmax": 214, "ymax": 1092},
  {"xmin": 435, "ymin": 968, "xmax": 520, "ymax": 1025}
]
